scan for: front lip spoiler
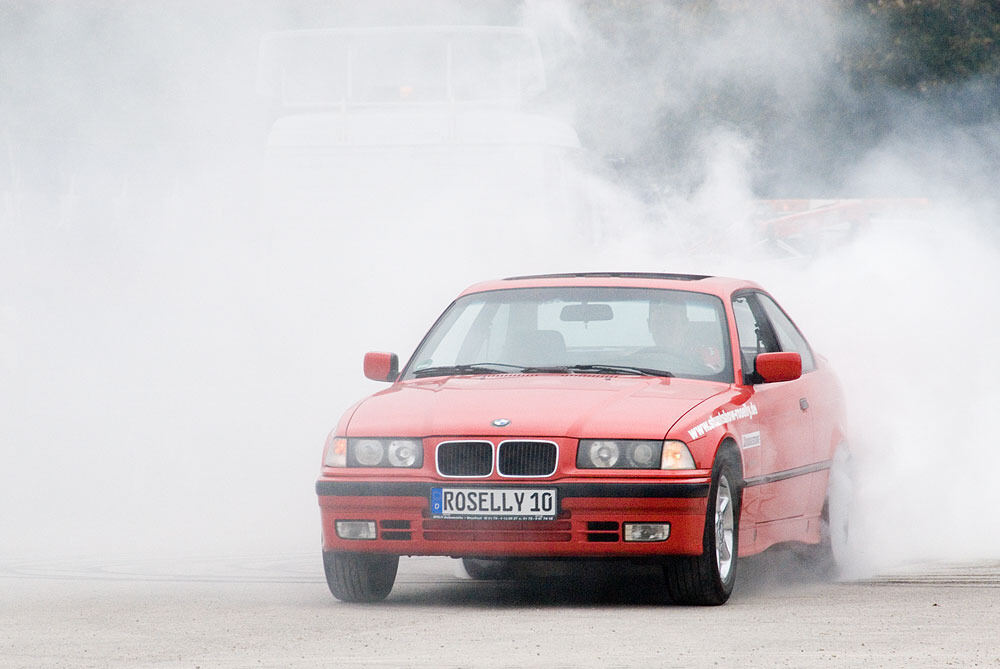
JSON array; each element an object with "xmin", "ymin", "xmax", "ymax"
[{"xmin": 316, "ymin": 481, "xmax": 709, "ymax": 499}]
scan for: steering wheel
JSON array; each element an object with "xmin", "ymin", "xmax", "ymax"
[{"xmin": 628, "ymin": 346, "xmax": 723, "ymax": 374}]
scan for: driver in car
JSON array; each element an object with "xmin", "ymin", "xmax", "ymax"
[{"xmin": 642, "ymin": 298, "xmax": 724, "ymax": 374}]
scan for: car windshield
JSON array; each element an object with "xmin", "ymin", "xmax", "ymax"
[{"xmin": 403, "ymin": 287, "xmax": 733, "ymax": 382}]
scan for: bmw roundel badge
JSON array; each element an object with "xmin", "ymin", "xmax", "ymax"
[{"xmin": 492, "ymin": 418, "xmax": 511, "ymax": 427}]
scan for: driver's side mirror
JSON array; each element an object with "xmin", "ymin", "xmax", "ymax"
[
  {"xmin": 364, "ymin": 351, "xmax": 399, "ymax": 382},
  {"xmin": 755, "ymin": 352, "xmax": 802, "ymax": 383}
]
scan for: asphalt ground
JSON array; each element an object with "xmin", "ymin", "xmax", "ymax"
[{"xmin": 2, "ymin": 551, "xmax": 998, "ymax": 668}]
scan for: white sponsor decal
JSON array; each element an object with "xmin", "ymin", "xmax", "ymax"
[
  {"xmin": 688, "ymin": 402, "xmax": 758, "ymax": 440},
  {"xmin": 741, "ymin": 431, "xmax": 761, "ymax": 449}
]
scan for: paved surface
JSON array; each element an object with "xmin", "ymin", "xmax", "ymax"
[{"xmin": 2, "ymin": 551, "xmax": 998, "ymax": 668}]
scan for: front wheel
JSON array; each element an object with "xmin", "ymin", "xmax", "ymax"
[
  {"xmin": 323, "ymin": 551, "xmax": 399, "ymax": 602},
  {"xmin": 663, "ymin": 456, "xmax": 741, "ymax": 605}
]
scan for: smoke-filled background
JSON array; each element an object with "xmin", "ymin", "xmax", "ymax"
[{"xmin": 2, "ymin": 0, "xmax": 998, "ymax": 574}]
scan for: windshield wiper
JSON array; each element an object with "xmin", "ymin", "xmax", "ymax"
[
  {"xmin": 520, "ymin": 364, "xmax": 674, "ymax": 378},
  {"xmin": 565, "ymin": 364, "xmax": 674, "ymax": 377},
  {"xmin": 412, "ymin": 362, "xmax": 674, "ymax": 379},
  {"xmin": 411, "ymin": 363, "xmax": 526, "ymax": 378}
]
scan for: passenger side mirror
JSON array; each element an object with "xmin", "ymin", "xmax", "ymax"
[
  {"xmin": 755, "ymin": 352, "xmax": 801, "ymax": 383},
  {"xmin": 364, "ymin": 351, "xmax": 399, "ymax": 382}
]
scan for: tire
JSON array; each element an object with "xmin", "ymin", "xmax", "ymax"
[
  {"xmin": 322, "ymin": 551, "xmax": 399, "ymax": 603},
  {"xmin": 795, "ymin": 444, "xmax": 852, "ymax": 577},
  {"xmin": 663, "ymin": 452, "xmax": 741, "ymax": 605},
  {"xmin": 461, "ymin": 558, "xmax": 512, "ymax": 580},
  {"xmin": 825, "ymin": 445, "xmax": 853, "ymax": 572}
]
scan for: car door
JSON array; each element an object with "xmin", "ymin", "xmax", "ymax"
[{"xmin": 731, "ymin": 292, "xmax": 815, "ymax": 523}]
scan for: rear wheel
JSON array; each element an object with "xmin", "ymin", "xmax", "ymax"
[
  {"xmin": 824, "ymin": 445, "xmax": 853, "ymax": 572},
  {"xmin": 663, "ymin": 454, "xmax": 741, "ymax": 605},
  {"xmin": 795, "ymin": 445, "xmax": 852, "ymax": 576},
  {"xmin": 322, "ymin": 551, "xmax": 398, "ymax": 602}
]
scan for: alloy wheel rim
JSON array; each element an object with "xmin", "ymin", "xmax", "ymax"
[{"xmin": 715, "ymin": 475, "xmax": 735, "ymax": 581}]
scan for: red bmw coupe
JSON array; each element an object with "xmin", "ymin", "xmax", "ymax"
[{"xmin": 317, "ymin": 273, "xmax": 849, "ymax": 604}]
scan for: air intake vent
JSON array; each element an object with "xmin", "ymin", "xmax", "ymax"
[
  {"xmin": 436, "ymin": 441, "xmax": 493, "ymax": 477},
  {"xmin": 585, "ymin": 520, "xmax": 620, "ymax": 542},
  {"xmin": 497, "ymin": 441, "xmax": 558, "ymax": 477}
]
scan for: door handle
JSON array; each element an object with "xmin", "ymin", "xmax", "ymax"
[{"xmin": 799, "ymin": 398, "xmax": 809, "ymax": 411}]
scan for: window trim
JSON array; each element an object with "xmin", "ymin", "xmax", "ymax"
[{"xmin": 731, "ymin": 289, "xmax": 816, "ymax": 385}]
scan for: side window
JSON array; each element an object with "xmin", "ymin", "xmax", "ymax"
[
  {"xmin": 732, "ymin": 295, "xmax": 780, "ymax": 379},
  {"xmin": 756, "ymin": 294, "xmax": 816, "ymax": 372},
  {"xmin": 732, "ymin": 296, "xmax": 760, "ymax": 353},
  {"xmin": 733, "ymin": 295, "xmax": 777, "ymax": 377}
]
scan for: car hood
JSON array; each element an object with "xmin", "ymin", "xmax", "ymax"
[{"xmin": 344, "ymin": 374, "xmax": 729, "ymax": 439}]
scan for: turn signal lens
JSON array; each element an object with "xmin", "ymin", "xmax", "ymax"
[
  {"xmin": 661, "ymin": 440, "xmax": 696, "ymax": 469},
  {"xmin": 324, "ymin": 437, "xmax": 347, "ymax": 467}
]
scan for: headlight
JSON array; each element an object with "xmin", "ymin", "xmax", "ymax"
[
  {"xmin": 582, "ymin": 440, "xmax": 621, "ymax": 467},
  {"xmin": 577, "ymin": 439, "xmax": 695, "ymax": 470},
  {"xmin": 630, "ymin": 441, "xmax": 657, "ymax": 467},
  {"xmin": 578, "ymin": 439, "xmax": 660, "ymax": 469},
  {"xmin": 353, "ymin": 439, "xmax": 385, "ymax": 466},
  {"xmin": 387, "ymin": 439, "xmax": 420, "ymax": 467},
  {"xmin": 335, "ymin": 438, "xmax": 423, "ymax": 468}
]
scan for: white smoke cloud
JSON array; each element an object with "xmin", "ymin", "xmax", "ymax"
[
  {"xmin": 524, "ymin": 1, "xmax": 1000, "ymax": 574},
  {"xmin": 2, "ymin": 2, "xmax": 997, "ymax": 578}
]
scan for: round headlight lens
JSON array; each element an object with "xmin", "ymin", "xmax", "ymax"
[
  {"xmin": 629, "ymin": 441, "xmax": 656, "ymax": 467},
  {"xmin": 588, "ymin": 440, "xmax": 620, "ymax": 468},
  {"xmin": 387, "ymin": 439, "xmax": 421, "ymax": 467},
  {"xmin": 353, "ymin": 439, "xmax": 385, "ymax": 466}
]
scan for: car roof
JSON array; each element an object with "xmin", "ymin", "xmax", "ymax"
[{"xmin": 459, "ymin": 272, "xmax": 763, "ymax": 299}]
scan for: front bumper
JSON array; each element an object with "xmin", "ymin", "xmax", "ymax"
[{"xmin": 317, "ymin": 479, "xmax": 710, "ymax": 557}]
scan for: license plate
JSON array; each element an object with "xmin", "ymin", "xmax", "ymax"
[{"xmin": 430, "ymin": 487, "xmax": 558, "ymax": 520}]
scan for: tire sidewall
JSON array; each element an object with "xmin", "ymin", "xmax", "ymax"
[{"xmin": 323, "ymin": 551, "xmax": 399, "ymax": 602}]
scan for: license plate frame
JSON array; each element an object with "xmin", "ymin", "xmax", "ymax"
[{"xmin": 430, "ymin": 487, "xmax": 558, "ymax": 521}]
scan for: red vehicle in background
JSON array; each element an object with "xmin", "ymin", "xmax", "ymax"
[{"xmin": 317, "ymin": 273, "xmax": 849, "ymax": 605}]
